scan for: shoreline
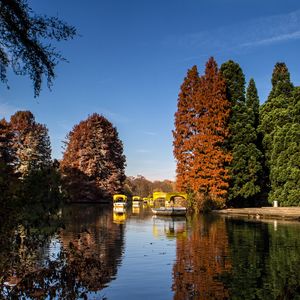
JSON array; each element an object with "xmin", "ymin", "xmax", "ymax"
[{"xmin": 212, "ymin": 207, "xmax": 300, "ymax": 222}]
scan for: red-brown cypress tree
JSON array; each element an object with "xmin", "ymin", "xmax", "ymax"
[
  {"xmin": 190, "ymin": 58, "xmax": 231, "ymax": 208},
  {"xmin": 173, "ymin": 66, "xmax": 200, "ymax": 191}
]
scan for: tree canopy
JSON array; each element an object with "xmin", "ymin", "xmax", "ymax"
[
  {"xmin": 61, "ymin": 113, "xmax": 126, "ymax": 202},
  {"xmin": 0, "ymin": 0, "xmax": 76, "ymax": 96},
  {"xmin": 220, "ymin": 61, "xmax": 262, "ymax": 207},
  {"xmin": 174, "ymin": 57, "xmax": 231, "ymax": 210}
]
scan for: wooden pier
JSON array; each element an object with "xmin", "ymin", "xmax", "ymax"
[{"xmin": 213, "ymin": 207, "xmax": 300, "ymax": 221}]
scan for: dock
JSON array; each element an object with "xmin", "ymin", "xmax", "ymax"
[{"xmin": 212, "ymin": 207, "xmax": 300, "ymax": 221}]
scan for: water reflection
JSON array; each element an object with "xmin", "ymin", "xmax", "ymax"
[
  {"xmin": 224, "ymin": 218, "xmax": 300, "ymax": 299},
  {"xmin": 172, "ymin": 215, "xmax": 231, "ymax": 299},
  {"xmin": 2, "ymin": 205, "xmax": 300, "ymax": 299},
  {"xmin": 61, "ymin": 205, "xmax": 125, "ymax": 289},
  {"xmin": 152, "ymin": 216, "xmax": 187, "ymax": 240},
  {"xmin": 1, "ymin": 204, "xmax": 125, "ymax": 299}
]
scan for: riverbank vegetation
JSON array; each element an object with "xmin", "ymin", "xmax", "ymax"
[{"xmin": 173, "ymin": 57, "xmax": 300, "ymax": 210}]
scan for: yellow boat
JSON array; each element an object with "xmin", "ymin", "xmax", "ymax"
[
  {"xmin": 113, "ymin": 194, "xmax": 128, "ymax": 209},
  {"xmin": 132, "ymin": 195, "xmax": 142, "ymax": 207}
]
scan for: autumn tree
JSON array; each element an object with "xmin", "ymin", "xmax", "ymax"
[
  {"xmin": 61, "ymin": 113, "xmax": 126, "ymax": 202},
  {"xmin": 0, "ymin": 118, "xmax": 17, "ymax": 215},
  {"xmin": 0, "ymin": 0, "xmax": 76, "ymax": 96},
  {"xmin": 189, "ymin": 58, "xmax": 231, "ymax": 208},
  {"xmin": 10, "ymin": 111, "xmax": 51, "ymax": 177},
  {"xmin": 173, "ymin": 65, "xmax": 200, "ymax": 192}
]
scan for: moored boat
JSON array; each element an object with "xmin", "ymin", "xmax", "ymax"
[
  {"xmin": 132, "ymin": 196, "xmax": 142, "ymax": 207},
  {"xmin": 113, "ymin": 194, "xmax": 128, "ymax": 209},
  {"xmin": 151, "ymin": 207, "xmax": 187, "ymax": 216}
]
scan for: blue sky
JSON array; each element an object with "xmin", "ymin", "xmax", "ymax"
[{"xmin": 1, "ymin": 0, "xmax": 300, "ymax": 180}]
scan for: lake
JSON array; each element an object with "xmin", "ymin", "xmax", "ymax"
[{"xmin": 2, "ymin": 204, "xmax": 300, "ymax": 299}]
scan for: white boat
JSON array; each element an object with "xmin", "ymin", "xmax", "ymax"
[{"xmin": 151, "ymin": 207, "xmax": 187, "ymax": 216}]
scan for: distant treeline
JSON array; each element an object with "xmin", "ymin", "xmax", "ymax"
[
  {"xmin": 124, "ymin": 175, "xmax": 175, "ymax": 198},
  {"xmin": 173, "ymin": 57, "xmax": 300, "ymax": 210}
]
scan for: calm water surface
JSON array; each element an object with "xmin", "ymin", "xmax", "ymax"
[{"xmin": 2, "ymin": 204, "xmax": 300, "ymax": 299}]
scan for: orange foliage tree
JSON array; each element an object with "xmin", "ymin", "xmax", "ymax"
[
  {"xmin": 173, "ymin": 65, "xmax": 200, "ymax": 192},
  {"xmin": 61, "ymin": 113, "xmax": 126, "ymax": 202},
  {"xmin": 173, "ymin": 58, "xmax": 231, "ymax": 209}
]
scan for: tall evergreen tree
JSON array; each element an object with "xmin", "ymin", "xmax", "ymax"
[
  {"xmin": 259, "ymin": 63, "xmax": 294, "ymax": 166},
  {"xmin": 61, "ymin": 113, "xmax": 126, "ymax": 202},
  {"xmin": 173, "ymin": 66, "xmax": 199, "ymax": 192},
  {"xmin": 268, "ymin": 87, "xmax": 300, "ymax": 205},
  {"xmin": 259, "ymin": 62, "xmax": 298, "ymax": 205},
  {"xmin": 220, "ymin": 62, "xmax": 262, "ymax": 206},
  {"xmin": 246, "ymin": 79, "xmax": 260, "ymax": 129}
]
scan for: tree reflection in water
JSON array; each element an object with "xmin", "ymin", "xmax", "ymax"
[
  {"xmin": 173, "ymin": 215, "xmax": 300, "ymax": 300},
  {"xmin": 0, "ymin": 204, "xmax": 125, "ymax": 299},
  {"xmin": 172, "ymin": 215, "xmax": 231, "ymax": 299},
  {"xmin": 224, "ymin": 218, "xmax": 300, "ymax": 300}
]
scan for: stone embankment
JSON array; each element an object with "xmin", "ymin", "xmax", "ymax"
[{"xmin": 213, "ymin": 207, "xmax": 300, "ymax": 221}]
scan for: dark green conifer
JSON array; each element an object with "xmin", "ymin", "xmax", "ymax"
[
  {"xmin": 268, "ymin": 87, "xmax": 300, "ymax": 205},
  {"xmin": 246, "ymin": 79, "xmax": 260, "ymax": 128},
  {"xmin": 259, "ymin": 62, "xmax": 300, "ymax": 205},
  {"xmin": 220, "ymin": 61, "xmax": 262, "ymax": 206}
]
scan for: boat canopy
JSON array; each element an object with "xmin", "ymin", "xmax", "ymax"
[
  {"xmin": 113, "ymin": 194, "xmax": 127, "ymax": 201},
  {"xmin": 152, "ymin": 192, "xmax": 187, "ymax": 202},
  {"xmin": 132, "ymin": 196, "xmax": 142, "ymax": 201},
  {"xmin": 153, "ymin": 192, "xmax": 167, "ymax": 200}
]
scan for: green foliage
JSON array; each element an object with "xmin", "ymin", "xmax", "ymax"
[
  {"xmin": 259, "ymin": 62, "xmax": 300, "ymax": 205},
  {"xmin": 268, "ymin": 62, "xmax": 294, "ymax": 100},
  {"xmin": 269, "ymin": 124, "xmax": 300, "ymax": 206},
  {"xmin": 220, "ymin": 60, "xmax": 245, "ymax": 106},
  {"xmin": 246, "ymin": 78, "xmax": 260, "ymax": 128},
  {"xmin": 220, "ymin": 62, "xmax": 262, "ymax": 206}
]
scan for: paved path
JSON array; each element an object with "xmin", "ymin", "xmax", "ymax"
[{"xmin": 213, "ymin": 207, "xmax": 300, "ymax": 221}]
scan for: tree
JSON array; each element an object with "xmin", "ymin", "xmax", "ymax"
[
  {"xmin": 0, "ymin": 118, "xmax": 17, "ymax": 212},
  {"xmin": 259, "ymin": 63, "xmax": 294, "ymax": 167},
  {"xmin": 259, "ymin": 62, "xmax": 298, "ymax": 205},
  {"xmin": 173, "ymin": 65, "xmax": 199, "ymax": 192},
  {"xmin": 246, "ymin": 79, "xmax": 260, "ymax": 129},
  {"xmin": 268, "ymin": 87, "xmax": 300, "ymax": 205},
  {"xmin": 190, "ymin": 58, "xmax": 231, "ymax": 208},
  {"xmin": 0, "ymin": 0, "xmax": 76, "ymax": 96},
  {"xmin": 10, "ymin": 110, "xmax": 51, "ymax": 177},
  {"xmin": 220, "ymin": 62, "xmax": 262, "ymax": 207},
  {"xmin": 61, "ymin": 113, "xmax": 126, "ymax": 202}
]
